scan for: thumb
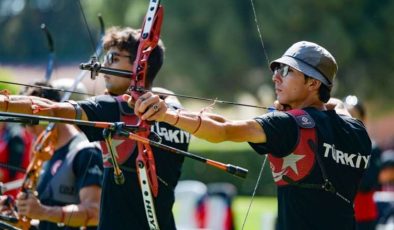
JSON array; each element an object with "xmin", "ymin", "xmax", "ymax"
[{"xmin": 122, "ymin": 94, "xmax": 134, "ymax": 106}]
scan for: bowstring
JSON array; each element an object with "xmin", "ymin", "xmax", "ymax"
[
  {"xmin": 241, "ymin": 155, "xmax": 268, "ymax": 230},
  {"xmin": 249, "ymin": 0, "xmax": 270, "ymax": 67},
  {"xmin": 241, "ymin": 0, "xmax": 271, "ymax": 229},
  {"xmin": 60, "ymin": 0, "xmax": 104, "ymax": 226},
  {"xmin": 76, "ymin": 0, "xmax": 99, "ymax": 58}
]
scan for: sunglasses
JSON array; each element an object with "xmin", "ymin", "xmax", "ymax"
[
  {"xmin": 104, "ymin": 52, "xmax": 132, "ymax": 65},
  {"xmin": 274, "ymin": 65, "xmax": 290, "ymax": 78}
]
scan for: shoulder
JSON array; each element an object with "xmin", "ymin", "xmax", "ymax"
[
  {"xmin": 78, "ymin": 95, "xmax": 120, "ymax": 121},
  {"xmin": 74, "ymin": 147, "xmax": 102, "ymax": 162},
  {"xmin": 255, "ymin": 110, "xmax": 290, "ymax": 119},
  {"xmin": 75, "ymin": 141, "xmax": 102, "ymax": 158},
  {"xmin": 335, "ymin": 111, "xmax": 368, "ymax": 131},
  {"xmin": 255, "ymin": 110, "xmax": 295, "ymax": 126},
  {"xmin": 70, "ymin": 134, "xmax": 102, "ymax": 159},
  {"xmin": 72, "ymin": 144, "xmax": 103, "ymax": 173},
  {"xmin": 79, "ymin": 95, "xmax": 116, "ymax": 106}
]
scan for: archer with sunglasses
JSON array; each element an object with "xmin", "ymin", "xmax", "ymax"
[
  {"xmin": 102, "ymin": 49, "xmax": 133, "ymax": 96},
  {"xmin": 86, "ymin": 26, "xmax": 190, "ymax": 230},
  {"xmin": 133, "ymin": 41, "xmax": 372, "ymax": 230}
]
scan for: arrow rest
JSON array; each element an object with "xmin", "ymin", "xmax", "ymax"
[
  {"xmin": 80, "ymin": 57, "xmax": 133, "ymax": 80},
  {"xmin": 79, "ymin": 56, "xmax": 100, "ymax": 80}
]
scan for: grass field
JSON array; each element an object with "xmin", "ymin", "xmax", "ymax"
[{"xmin": 233, "ymin": 196, "xmax": 277, "ymax": 230}]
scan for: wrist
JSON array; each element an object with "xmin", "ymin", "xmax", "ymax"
[
  {"xmin": 57, "ymin": 207, "xmax": 65, "ymax": 227},
  {"xmin": 34, "ymin": 203, "xmax": 50, "ymax": 221},
  {"xmin": 164, "ymin": 109, "xmax": 180, "ymax": 125}
]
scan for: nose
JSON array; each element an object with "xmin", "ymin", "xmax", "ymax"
[
  {"xmin": 103, "ymin": 59, "xmax": 109, "ymax": 68},
  {"xmin": 272, "ymin": 71, "xmax": 282, "ymax": 83}
]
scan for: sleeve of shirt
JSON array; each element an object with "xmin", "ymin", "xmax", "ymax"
[
  {"xmin": 77, "ymin": 95, "xmax": 120, "ymax": 142},
  {"xmin": 248, "ymin": 111, "xmax": 299, "ymax": 157},
  {"xmin": 73, "ymin": 147, "xmax": 104, "ymax": 190}
]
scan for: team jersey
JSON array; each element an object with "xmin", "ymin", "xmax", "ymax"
[
  {"xmin": 37, "ymin": 134, "xmax": 103, "ymax": 230},
  {"xmin": 78, "ymin": 95, "xmax": 190, "ymax": 230},
  {"xmin": 249, "ymin": 107, "xmax": 371, "ymax": 230}
]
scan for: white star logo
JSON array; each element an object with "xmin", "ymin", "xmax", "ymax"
[
  {"xmin": 105, "ymin": 139, "xmax": 125, "ymax": 159},
  {"xmin": 281, "ymin": 153, "xmax": 305, "ymax": 175}
]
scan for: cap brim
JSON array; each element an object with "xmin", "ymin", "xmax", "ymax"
[{"xmin": 270, "ymin": 56, "xmax": 331, "ymax": 87}]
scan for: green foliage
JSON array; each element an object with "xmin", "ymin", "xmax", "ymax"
[
  {"xmin": 0, "ymin": 0, "xmax": 393, "ymax": 108},
  {"xmin": 0, "ymin": 69, "xmax": 21, "ymax": 94},
  {"xmin": 182, "ymin": 141, "xmax": 277, "ymax": 196}
]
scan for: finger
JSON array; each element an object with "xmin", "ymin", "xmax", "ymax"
[
  {"xmin": 144, "ymin": 101, "xmax": 167, "ymax": 121},
  {"xmin": 17, "ymin": 207, "xmax": 26, "ymax": 215},
  {"xmin": 0, "ymin": 196, "xmax": 7, "ymax": 204},
  {"xmin": 122, "ymin": 94, "xmax": 134, "ymax": 106},
  {"xmin": 138, "ymin": 94, "xmax": 160, "ymax": 116},
  {"xmin": 140, "ymin": 103, "xmax": 158, "ymax": 120},
  {"xmin": 134, "ymin": 92, "xmax": 152, "ymax": 115},
  {"xmin": 16, "ymin": 192, "xmax": 28, "ymax": 200},
  {"xmin": 273, "ymin": 101, "xmax": 284, "ymax": 111}
]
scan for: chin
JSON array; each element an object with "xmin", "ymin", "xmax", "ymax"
[{"xmin": 276, "ymin": 96, "xmax": 285, "ymax": 105}]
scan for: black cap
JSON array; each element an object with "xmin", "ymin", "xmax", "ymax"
[{"xmin": 270, "ymin": 41, "xmax": 338, "ymax": 87}]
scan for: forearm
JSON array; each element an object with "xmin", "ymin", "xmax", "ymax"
[
  {"xmin": 162, "ymin": 110, "xmax": 233, "ymax": 142},
  {"xmin": 162, "ymin": 109, "xmax": 266, "ymax": 143},
  {"xmin": 0, "ymin": 95, "xmax": 77, "ymax": 119},
  {"xmin": 133, "ymin": 92, "xmax": 265, "ymax": 143},
  {"xmin": 40, "ymin": 203, "xmax": 99, "ymax": 227}
]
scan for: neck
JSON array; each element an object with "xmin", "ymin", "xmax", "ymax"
[
  {"xmin": 55, "ymin": 124, "xmax": 79, "ymax": 150},
  {"xmin": 290, "ymin": 100, "xmax": 325, "ymax": 111}
]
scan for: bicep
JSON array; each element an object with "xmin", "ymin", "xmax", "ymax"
[
  {"xmin": 53, "ymin": 102, "xmax": 88, "ymax": 120},
  {"xmin": 223, "ymin": 119, "xmax": 266, "ymax": 143},
  {"xmin": 79, "ymin": 185, "xmax": 101, "ymax": 206},
  {"xmin": 195, "ymin": 113, "xmax": 266, "ymax": 143}
]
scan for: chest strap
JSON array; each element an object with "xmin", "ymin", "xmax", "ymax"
[{"xmin": 283, "ymin": 110, "xmax": 351, "ymax": 204}]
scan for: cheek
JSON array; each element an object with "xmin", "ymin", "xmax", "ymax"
[
  {"xmin": 285, "ymin": 78, "xmax": 305, "ymax": 94},
  {"xmin": 281, "ymin": 81, "xmax": 299, "ymax": 95},
  {"xmin": 120, "ymin": 78, "xmax": 132, "ymax": 87}
]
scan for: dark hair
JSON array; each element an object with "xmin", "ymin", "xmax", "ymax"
[
  {"xmin": 102, "ymin": 27, "xmax": 164, "ymax": 86},
  {"xmin": 304, "ymin": 75, "xmax": 331, "ymax": 103},
  {"xmin": 20, "ymin": 81, "xmax": 61, "ymax": 102},
  {"xmin": 318, "ymin": 84, "xmax": 331, "ymax": 103}
]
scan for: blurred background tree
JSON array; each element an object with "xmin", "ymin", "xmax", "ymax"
[{"xmin": 0, "ymin": 0, "xmax": 393, "ymax": 107}]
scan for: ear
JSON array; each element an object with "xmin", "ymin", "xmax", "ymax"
[{"xmin": 307, "ymin": 78, "xmax": 321, "ymax": 90}]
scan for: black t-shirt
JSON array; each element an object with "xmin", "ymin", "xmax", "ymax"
[
  {"xmin": 357, "ymin": 141, "xmax": 381, "ymax": 191},
  {"xmin": 78, "ymin": 95, "xmax": 190, "ymax": 230},
  {"xmin": 249, "ymin": 108, "xmax": 372, "ymax": 230},
  {"xmin": 37, "ymin": 135, "xmax": 103, "ymax": 230}
]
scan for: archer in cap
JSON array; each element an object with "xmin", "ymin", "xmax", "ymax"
[{"xmin": 133, "ymin": 40, "xmax": 372, "ymax": 230}]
